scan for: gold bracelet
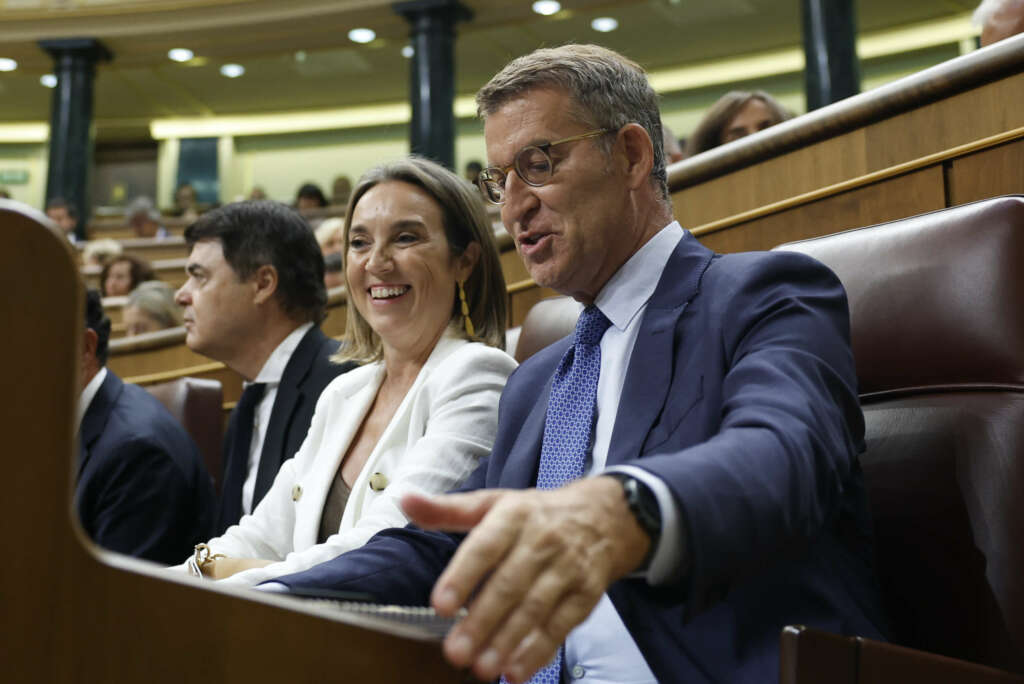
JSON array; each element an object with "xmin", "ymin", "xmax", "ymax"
[{"xmin": 191, "ymin": 543, "xmax": 226, "ymax": 578}]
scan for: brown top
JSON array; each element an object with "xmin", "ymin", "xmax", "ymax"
[{"xmin": 317, "ymin": 467, "xmax": 352, "ymax": 545}]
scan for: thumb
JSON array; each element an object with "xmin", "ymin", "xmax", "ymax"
[{"xmin": 401, "ymin": 489, "xmax": 506, "ymax": 531}]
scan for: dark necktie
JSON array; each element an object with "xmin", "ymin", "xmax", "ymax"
[
  {"xmin": 218, "ymin": 382, "xmax": 266, "ymax": 532},
  {"xmin": 511, "ymin": 306, "xmax": 612, "ymax": 684}
]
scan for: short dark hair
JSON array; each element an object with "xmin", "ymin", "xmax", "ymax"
[
  {"xmin": 85, "ymin": 289, "xmax": 112, "ymax": 366},
  {"xmin": 46, "ymin": 197, "xmax": 78, "ymax": 219},
  {"xmin": 296, "ymin": 183, "xmax": 328, "ymax": 208},
  {"xmin": 185, "ymin": 200, "xmax": 327, "ymax": 324},
  {"xmin": 99, "ymin": 255, "xmax": 156, "ymax": 297}
]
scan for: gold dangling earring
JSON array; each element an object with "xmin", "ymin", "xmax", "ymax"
[{"xmin": 458, "ymin": 280, "xmax": 476, "ymax": 337}]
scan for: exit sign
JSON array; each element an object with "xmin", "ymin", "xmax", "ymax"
[{"xmin": 0, "ymin": 169, "xmax": 29, "ymax": 185}]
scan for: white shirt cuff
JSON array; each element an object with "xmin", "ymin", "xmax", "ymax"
[
  {"xmin": 256, "ymin": 581, "xmax": 290, "ymax": 593},
  {"xmin": 602, "ymin": 465, "xmax": 686, "ymax": 586}
]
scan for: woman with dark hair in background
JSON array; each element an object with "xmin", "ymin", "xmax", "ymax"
[
  {"xmin": 686, "ymin": 90, "xmax": 793, "ymax": 157},
  {"xmin": 295, "ymin": 183, "xmax": 328, "ymax": 211},
  {"xmin": 100, "ymin": 254, "xmax": 157, "ymax": 297}
]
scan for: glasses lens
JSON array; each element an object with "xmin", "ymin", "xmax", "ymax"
[
  {"xmin": 479, "ymin": 169, "xmax": 506, "ymax": 204},
  {"xmin": 515, "ymin": 147, "xmax": 552, "ymax": 187}
]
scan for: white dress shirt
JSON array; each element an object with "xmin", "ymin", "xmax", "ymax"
[
  {"xmin": 240, "ymin": 322, "xmax": 314, "ymax": 515},
  {"xmin": 76, "ymin": 366, "xmax": 108, "ymax": 434},
  {"xmin": 562, "ymin": 221, "xmax": 687, "ymax": 684}
]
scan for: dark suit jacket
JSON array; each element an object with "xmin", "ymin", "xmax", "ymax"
[
  {"xmin": 216, "ymin": 325, "xmax": 356, "ymax": 533},
  {"xmin": 77, "ymin": 371, "xmax": 216, "ymax": 564},
  {"xmin": 272, "ymin": 233, "xmax": 888, "ymax": 682}
]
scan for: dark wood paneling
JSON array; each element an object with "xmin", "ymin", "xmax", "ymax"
[
  {"xmin": 947, "ymin": 138, "xmax": 1024, "ymax": 206},
  {"xmin": 696, "ymin": 166, "xmax": 946, "ymax": 253}
]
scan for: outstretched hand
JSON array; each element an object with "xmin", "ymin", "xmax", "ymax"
[{"xmin": 401, "ymin": 476, "xmax": 650, "ymax": 683}]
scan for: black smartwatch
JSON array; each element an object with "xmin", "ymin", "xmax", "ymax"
[{"xmin": 607, "ymin": 472, "xmax": 662, "ymax": 570}]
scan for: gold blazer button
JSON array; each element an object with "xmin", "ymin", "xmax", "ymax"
[
  {"xmin": 291, "ymin": 484, "xmax": 303, "ymax": 501},
  {"xmin": 368, "ymin": 472, "xmax": 388, "ymax": 492}
]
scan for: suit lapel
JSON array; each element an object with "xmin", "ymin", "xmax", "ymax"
[
  {"xmin": 78, "ymin": 371, "xmax": 122, "ymax": 477},
  {"xmin": 254, "ymin": 327, "xmax": 322, "ymax": 499},
  {"xmin": 607, "ymin": 233, "xmax": 714, "ymax": 466}
]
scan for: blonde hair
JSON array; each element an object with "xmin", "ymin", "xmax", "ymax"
[{"xmin": 333, "ymin": 156, "xmax": 507, "ymax": 364}]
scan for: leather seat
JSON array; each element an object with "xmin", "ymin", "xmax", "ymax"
[
  {"xmin": 144, "ymin": 377, "xmax": 224, "ymax": 493},
  {"xmin": 513, "ymin": 295, "xmax": 580, "ymax": 363},
  {"xmin": 775, "ymin": 195, "xmax": 1024, "ymax": 681}
]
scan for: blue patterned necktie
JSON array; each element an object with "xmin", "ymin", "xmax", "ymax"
[{"xmin": 506, "ymin": 306, "xmax": 612, "ymax": 684}]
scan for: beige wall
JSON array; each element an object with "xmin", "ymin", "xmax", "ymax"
[{"xmin": 0, "ymin": 143, "xmax": 48, "ymax": 210}]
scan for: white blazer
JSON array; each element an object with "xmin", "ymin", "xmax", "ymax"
[{"xmin": 192, "ymin": 333, "xmax": 516, "ymax": 586}]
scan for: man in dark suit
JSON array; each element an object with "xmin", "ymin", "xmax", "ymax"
[
  {"xmin": 77, "ymin": 290, "xmax": 215, "ymax": 564},
  {"xmin": 268, "ymin": 45, "xmax": 886, "ymax": 683},
  {"xmin": 175, "ymin": 201, "xmax": 356, "ymax": 535}
]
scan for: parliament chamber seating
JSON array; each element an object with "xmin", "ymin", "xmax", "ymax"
[
  {"xmin": 775, "ymin": 195, "xmax": 1024, "ymax": 682},
  {"xmin": 3, "ymin": 199, "xmax": 461, "ymax": 682},
  {"xmin": 144, "ymin": 376, "xmax": 225, "ymax": 494}
]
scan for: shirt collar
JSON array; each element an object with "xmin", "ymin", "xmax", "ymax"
[
  {"xmin": 76, "ymin": 366, "xmax": 108, "ymax": 434},
  {"xmin": 594, "ymin": 221, "xmax": 685, "ymax": 331},
  {"xmin": 251, "ymin": 322, "xmax": 315, "ymax": 385}
]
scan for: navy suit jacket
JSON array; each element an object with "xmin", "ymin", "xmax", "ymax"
[
  {"xmin": 77, "ymin": 371, "xmax": 216, "ymax": 564},
  {"xmin": 216, "ymin": 326, "xmax": 356, "ymax": 533},
  {"xmin": 273, "ymin": 233, "xmax": 888, "ymax": 682}
]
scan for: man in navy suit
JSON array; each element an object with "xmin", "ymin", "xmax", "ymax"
[
  {"xmin": 77, "ymin": 290, "xmax": 215, "ymax": 564},
  {"xmin": 175, "ymin": 201, "xmax": 356, "ymax": 534},
  {"xmin": 270, "ymin": 45, "xmax": 886, "ymax": 683}
]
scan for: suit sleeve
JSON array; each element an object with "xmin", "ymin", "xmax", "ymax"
[
  {"xmin": 229, "ymin": 345, "xmax": 517, "ymax": 586},
  {"xmin": 629, "ymin": 252, "xmax": 864, "ymax": 607},
  {"xmin": 81, "ymin": 440, "xmax": 199, "ymax": 565}
]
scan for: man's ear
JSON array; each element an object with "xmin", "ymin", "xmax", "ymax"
[
  {"xmin": 82, "ymin": 329, "xmax": 98, "ymax": 361},
  {"xmin": 618, "ymin": 123, "xmax": 655, "ymax": 192},
  {"xmin": 251, "ymin": 264, "xmax": 279, "ymax": 305},
  {"xmin": 454, "ymin": 242, "xmax": 481, "ymax": 284}
]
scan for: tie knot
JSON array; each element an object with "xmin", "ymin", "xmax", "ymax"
[{"xmin": 575, "ymin": 306, "xmax": 611, "ymax": 347}]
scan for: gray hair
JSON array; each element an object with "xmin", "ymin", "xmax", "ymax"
[
  {"xmin": 127, "ymin": 196, "xmax": 161, "ymax": 222},
  {"xmin": 126, "ymin": 280, "xmax": 183, "ymax": 329},
  {"xmin": 476, "ymin": 44, "xmax": 668, "ymax": 200}
]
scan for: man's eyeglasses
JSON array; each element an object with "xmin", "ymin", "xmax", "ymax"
[{"xmin": 477, "ymin": 129, "xmax": 609, "ymax": 205}]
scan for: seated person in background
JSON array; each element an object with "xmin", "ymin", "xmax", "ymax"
[
  {"xmin": 78, "ymin": 290, "xmax": 215, "ymax": 563},
  {"xmin": 127, "ymin": 196, "xmax": 168, "ymax": 239},
  {"xmin": 685, "ymin": 89, "xmax": 793, "ymax": 157},
  {"xmin": 464, "ymin": 160, "xmax": 483, "ymax": 184},
  {"xmin": 45, "ymin": 197, "xmax": 79, "ymax": 244},
  {"xmin": 179, "ymin": 157, "xmax": 516, "ymax": 585},
  {"xmin": 331, "ymin": 175, "xmax": 352, "ymax": 206},
  {"xmin": 174, "ymin": 183, "xmax": 200, "ymax": 222},
  {"xmin": 82, "ymin": 238, "xmax": 123, "ymax": 267},
  {"xmin": 125, "ymin": 281, "xmax": 183, "ymax": 335},
  {"xmin": 315, "ymin": 217, "xmax": 346, "ymax": 289},
  {"xmin": 976, "ymin": 0, "xmax": 1024, "ymax": 45},
  {"xmin": 248, "ymin": 186, "xmax": 268, "ymax": 201},
  {"xmin": 101, "ymin": 254, "xmax": 156, "ymax": 297},
  {"xmin": 295, "ymin": 183, "xmax": 328, "ymax": 211},
  {"xmin": 662, "ymin": 122, "xmax": 686, "ymax": 163},
  {"xmin": 271, "ymin": 44, "xmax": 885, "ymax": 683},
  {"xmin": 0, "ymin": 187, "xmax": 10, "ymax": 199},
  {"xmin": 175, "ymin": 201, "xmax": 357, "ymax": 535}
]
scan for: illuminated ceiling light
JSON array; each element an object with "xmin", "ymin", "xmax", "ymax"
[
  {"xmin": 0, "ymin": 58, "xmax": 18, "ymax": 72},
  {"xmin": 532, "ymin": 1, "xmax": 561, "ymax": 15},
  {"xmin": 220, "ymin": 64, "xmax": 245, "ymax": 78},
  {"xmin": 40, "ymin": 74, "xmax": 57, "ymax": 88},
  {"xmin": 168, "ymin": 48, "xmax": 194, "ymax": 62},
  {"xmin": 348, "ymin": 28, "xmax": 376, "ymax": 44},
  {"xmin": 295, "ymin": 50, "xmax": 307, "ymax": 63},
  {"xmin": 401, "ymin": 45, "xmax": 414, "ymax": 58},
  {"xmin": 591, "ymin": 17, "xmax": 619, "ymax": 32}
]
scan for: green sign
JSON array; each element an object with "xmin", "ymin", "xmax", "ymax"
[{"xmin": 0, "ymin": 169, "xmax": 29, "ymax": 185}]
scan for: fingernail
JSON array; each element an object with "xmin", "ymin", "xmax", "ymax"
[
  {"xmin": 477, "ymin": 648, "xmax": 500, "ymax": 674},
  {"xmin": 435, "ymin": 586, "xmax": 458, "ymax": 611},
  {"xmin": 448, "ymin": 632, "xmax": 473, "ymax": 661}
]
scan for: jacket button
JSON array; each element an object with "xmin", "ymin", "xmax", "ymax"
[
  {"xmin": 291, "ymin": 484, "xmax": 302, "ymax": 501},
  {"xmin": 369, "ymin": 472, "xmax": 388, "ymax": 491}
]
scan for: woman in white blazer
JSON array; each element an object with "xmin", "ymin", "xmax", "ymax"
[{"xmin": 182, "ymin": 157, "xmax": 516, "ymax": 585}]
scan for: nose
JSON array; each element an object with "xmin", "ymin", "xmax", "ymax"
[
  {"xmin": 174, "ymin": 282, "xmax": 189, "ymax": 306},
  {"xmin": 365, "ymin": 243, "xmax": 394, "ymax": 274},
  {"xmin": 501, "ymin": 170, "xmax": 539, "ymax": 233}
]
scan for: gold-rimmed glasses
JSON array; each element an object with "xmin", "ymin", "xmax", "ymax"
[{"xmin": 477, "ymin": 128, "xmax": 609, "ymax": 205}]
